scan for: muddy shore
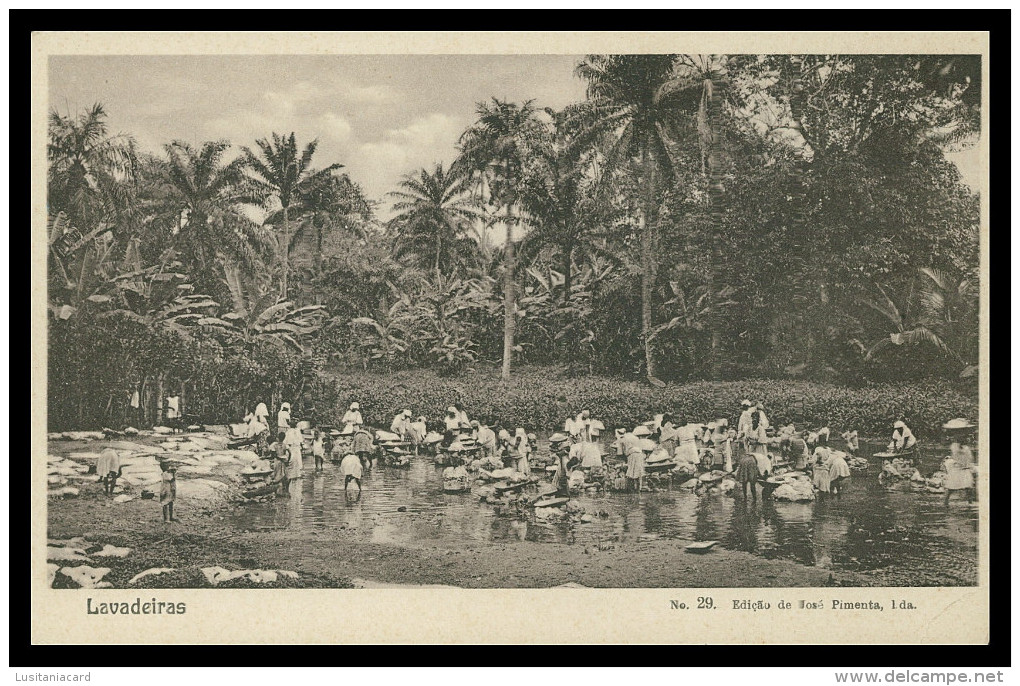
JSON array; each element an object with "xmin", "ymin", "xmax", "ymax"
[{"xmin": 48, "ymin": 477, "xmax": 863, "ymax": 589}]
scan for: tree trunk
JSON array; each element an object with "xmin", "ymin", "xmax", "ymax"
[
  {"xmin": 281, "ymin": 205, "xmax": 290, "ymax": 299},
  {"xmin": 155, "ymin": 373, "xmax": 165, "ymax": 426},
  {"xmin": 314, "ymin": 222, "xmax": 324, "ymax": 306},
  {"xmin": 640, "ymin": 140, "xmax": 661, "ymax": 384},
  {"xmin": 562, "ymin": 243, "xmax": 572, "ymax": 305},
  {"xmin": 501, "ymin": 204, "xmax": 516, "ymax": 381}
]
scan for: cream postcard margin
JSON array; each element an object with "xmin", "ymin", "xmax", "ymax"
[{"xmin": 30, "ymin": 31, "xmax": 990, "ymax": 645}]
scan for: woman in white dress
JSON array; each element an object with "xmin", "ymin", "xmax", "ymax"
[
  {"xmin": 942, "ymin": 418, "xmax": 976, "ymax": 504},
  {"xmin": 341, "ymin": 402, "xmax": 363, "ymax": 432}
]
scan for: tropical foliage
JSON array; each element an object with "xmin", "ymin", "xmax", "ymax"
[{"xmin": 47, "ymin": 54, "xmax": 981, "ymax": 431}]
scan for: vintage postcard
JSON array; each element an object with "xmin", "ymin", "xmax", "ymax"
[{"xmin": 31, "ymin": 31, "xmax": 989, "ymax": 644}]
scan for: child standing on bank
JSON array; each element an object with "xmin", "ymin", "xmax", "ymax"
[{"xmin": 160, "ymin": 462, "xmax": 178, "ymax": 523}]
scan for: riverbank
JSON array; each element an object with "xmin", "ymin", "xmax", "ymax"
[
  {"xmin": 45, "ymin": 431, "xmax": 976, "ymax": 589},
  {"xmin": 47, "ymin": 477, "xmax": 861, "ymax": 589}
]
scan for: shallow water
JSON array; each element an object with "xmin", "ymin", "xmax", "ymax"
[{"xmin": 227, "ymin": 441, "xmax": 978, "ymax": 586}]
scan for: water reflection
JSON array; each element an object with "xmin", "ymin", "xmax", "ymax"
[{"xmin": 226, "ymin": 441, "xmax": 977, "ymax": 585}]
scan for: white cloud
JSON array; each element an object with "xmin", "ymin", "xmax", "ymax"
[
  {"xmin": 345, "ymin": 84, "xmax": 400, "ymax": 105},
  {"xmin": 353, "ymin": 113, "xmax": 465, "ymax": 205},
  {"xmin": 317, "ymin": 113, "xmax": 353, "ymax": 142}
]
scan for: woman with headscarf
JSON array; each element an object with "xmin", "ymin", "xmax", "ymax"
[
  {"xmin": 942, "ymin": 418, "xmax": 976, "ymax": 504},
  {"xmin": 747, "ymin": 408, "xmax": 771, "ymax": 473},
  {"xmin": 841, "ymin": 429, "xmax": 860, "ymax": 456},
  {"xmin": 390, "ymin": 409, "xmax": 412, "ymax": 439},
  {"xmin": 673, "ymin": 418, "xmax": 701, "ymax": 469},
  {"xmin": 277, "ymin": 402, "xmax": 292, "ymax": 431},
  {"xmin": 889, "ymin": 420, "xmax": 917, "ymax": 454},
  {"xmin": 573, "ymin": 410, "xmax": 593, "ymax": 442},
  {"xmin": 812, "ymin": 434, "xmax": 832, "ymax": 496},
  {"xmin": 474, "ymin": 421, "xmax": 496, "ymax": 457},
  {"xmin": 284, "ymin": 425, "xmax": 304, "ymax": 482},
  {"xmin": 254, "ymin": 402, "xmax": 269, "ymax": 426},
  {"xmin": 710, "ymin": 420, "xmax": 732, "ymax": 471},
  {"xmin": 453, "ymin": 403, "xmax": 470, "ymax": 426},
  {"xmin": 657, "ymin": 414, "xmax": 679, "ymax": 458},
  {"xmin": 619, "ymin": 429, "xmax": 645, "ymax": 492},
  {"xmin": 342, "ymin": 402, "xmax": 363, "ymax": 432},
  {"xmin": 408, "ymin": 415, "xmax": 428, "ymax": 449}
]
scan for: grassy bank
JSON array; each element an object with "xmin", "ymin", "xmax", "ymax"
[{"xmin": 314, "ymin": 365, "xmax": 977, "ymax": 438}]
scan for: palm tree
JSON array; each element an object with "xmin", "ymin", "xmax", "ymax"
[
  {"xmin": 241, "ymin": 132, "xmax": 343, "ymax": 299},
  {"xmin": 48, "ymin": 103, "xmax": 137, "ymax": 233},
  {"xmin": 161, "ymin": 140, "xmax": 271, "ymax": 300},
  {"xmin": 519, "ymin": 106, "xmax": 617, "ymax": 304},
  {"xmin": 457, "ymin": 98, "xmax": 545, "ymax": 380},
  {"xmin": 271, "ymin": 171, "xmax": 374, "ymax": 303},
  {"xmin": 573, "ymin": 54, "xmax": 686, "ymax": 384},
  {"xmin": 387, "ymin": 163, "xmax": 483, "ymax": 278},
  {"xmin": 671, "ymin": 55, "xmax": 735, "ymax": 368},
  {"xmin": 863, "ymin": 267, "xmax": 978, "ymax": 376}
]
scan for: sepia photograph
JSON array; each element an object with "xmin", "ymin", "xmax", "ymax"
[{"xmin": 31, "ymin": 30, "xmax": 990, "ymax": 645}]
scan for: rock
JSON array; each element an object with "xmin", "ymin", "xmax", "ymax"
[
  {"xmin": 48, "ymin": 432, "xmax": 64, "ymax": 441},
  {"xmin": 579, "ymin": 514, "xmax": 594, "ymax": 523},
  {"xmin": 123, "ymin": 427, "xmax": 140, "ymax": 436},
  {"xmin": 60, "ymin": 565, "xmax": 112, "ymax": 588},
  {"xmin": 47, "ymin": 545, "xmax": 91, "ymax": 562},
  {"xmin": 48, "ymin": 487, "xmax": 80, "ymax": 498},
  {"xmin": 47, "ymin": 475, "xmax": 67, "ymax": 485},
  {"xmin": 61, "ymin": 431, "xmax": 106, "ymax": 441},
  {"xmin": 397, "ymin": 506, "xmax": 407, "ymax": 512},
  {"xmin": 680, "ymin": 479, "xmax": 700, "ymax": 489},
  {"xmin": 94, "ymin": 544, "xmax": 131, "ymax": 558},
  {"xmin": 48, "ymin": 537, "xmax": 87, "ymax": 547},
  {"xmin": 565, "ymin": 500, "xmax": 584, "ymax": 515},
  {"xmin": 47, "ymin": 563, "xmax": 60, "ymax": 587},
  {"xmin": 201, "ymin": 566, "xmax": 294, "ymax": 585},
  {"xmin": 153, "ymin": 426, "xmax": 175, "ymax": 435},
  {"xmin": 112, "ymin": 495, "xmax": 136, "ymax": 504},
  {"xmin": 129, "ymin": 568, "xmax": 175, "ymax": 584}
]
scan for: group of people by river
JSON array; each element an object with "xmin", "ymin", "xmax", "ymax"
[{"xmin": 233, "ymin": 396, "xmax": 977, "ymax": 506}]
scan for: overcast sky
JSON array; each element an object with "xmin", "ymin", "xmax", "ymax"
[
  {"xmin": 49, "ymin": 54, "xmax": 981, "ymax": 219},
  {"xmin": 49, "ymin": 55, "xmax": 588, "ymax": 217}
]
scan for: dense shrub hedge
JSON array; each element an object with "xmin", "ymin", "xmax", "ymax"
[{"xmin": 311, "ymin": 366, "xmax": 978, "ymax": 440}]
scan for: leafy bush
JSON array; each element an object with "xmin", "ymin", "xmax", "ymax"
[{"xmin": 309, "ymin": 365, "xmax": 977, "ymax": 439}]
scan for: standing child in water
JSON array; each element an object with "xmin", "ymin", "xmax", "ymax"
[
  {"xmin": 160, "ymin": 462, "xmax": 178, "ymax": 523},
  {"xmin": 311, "ymin": 430, "xmax": 325, "ymax": 472}
]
